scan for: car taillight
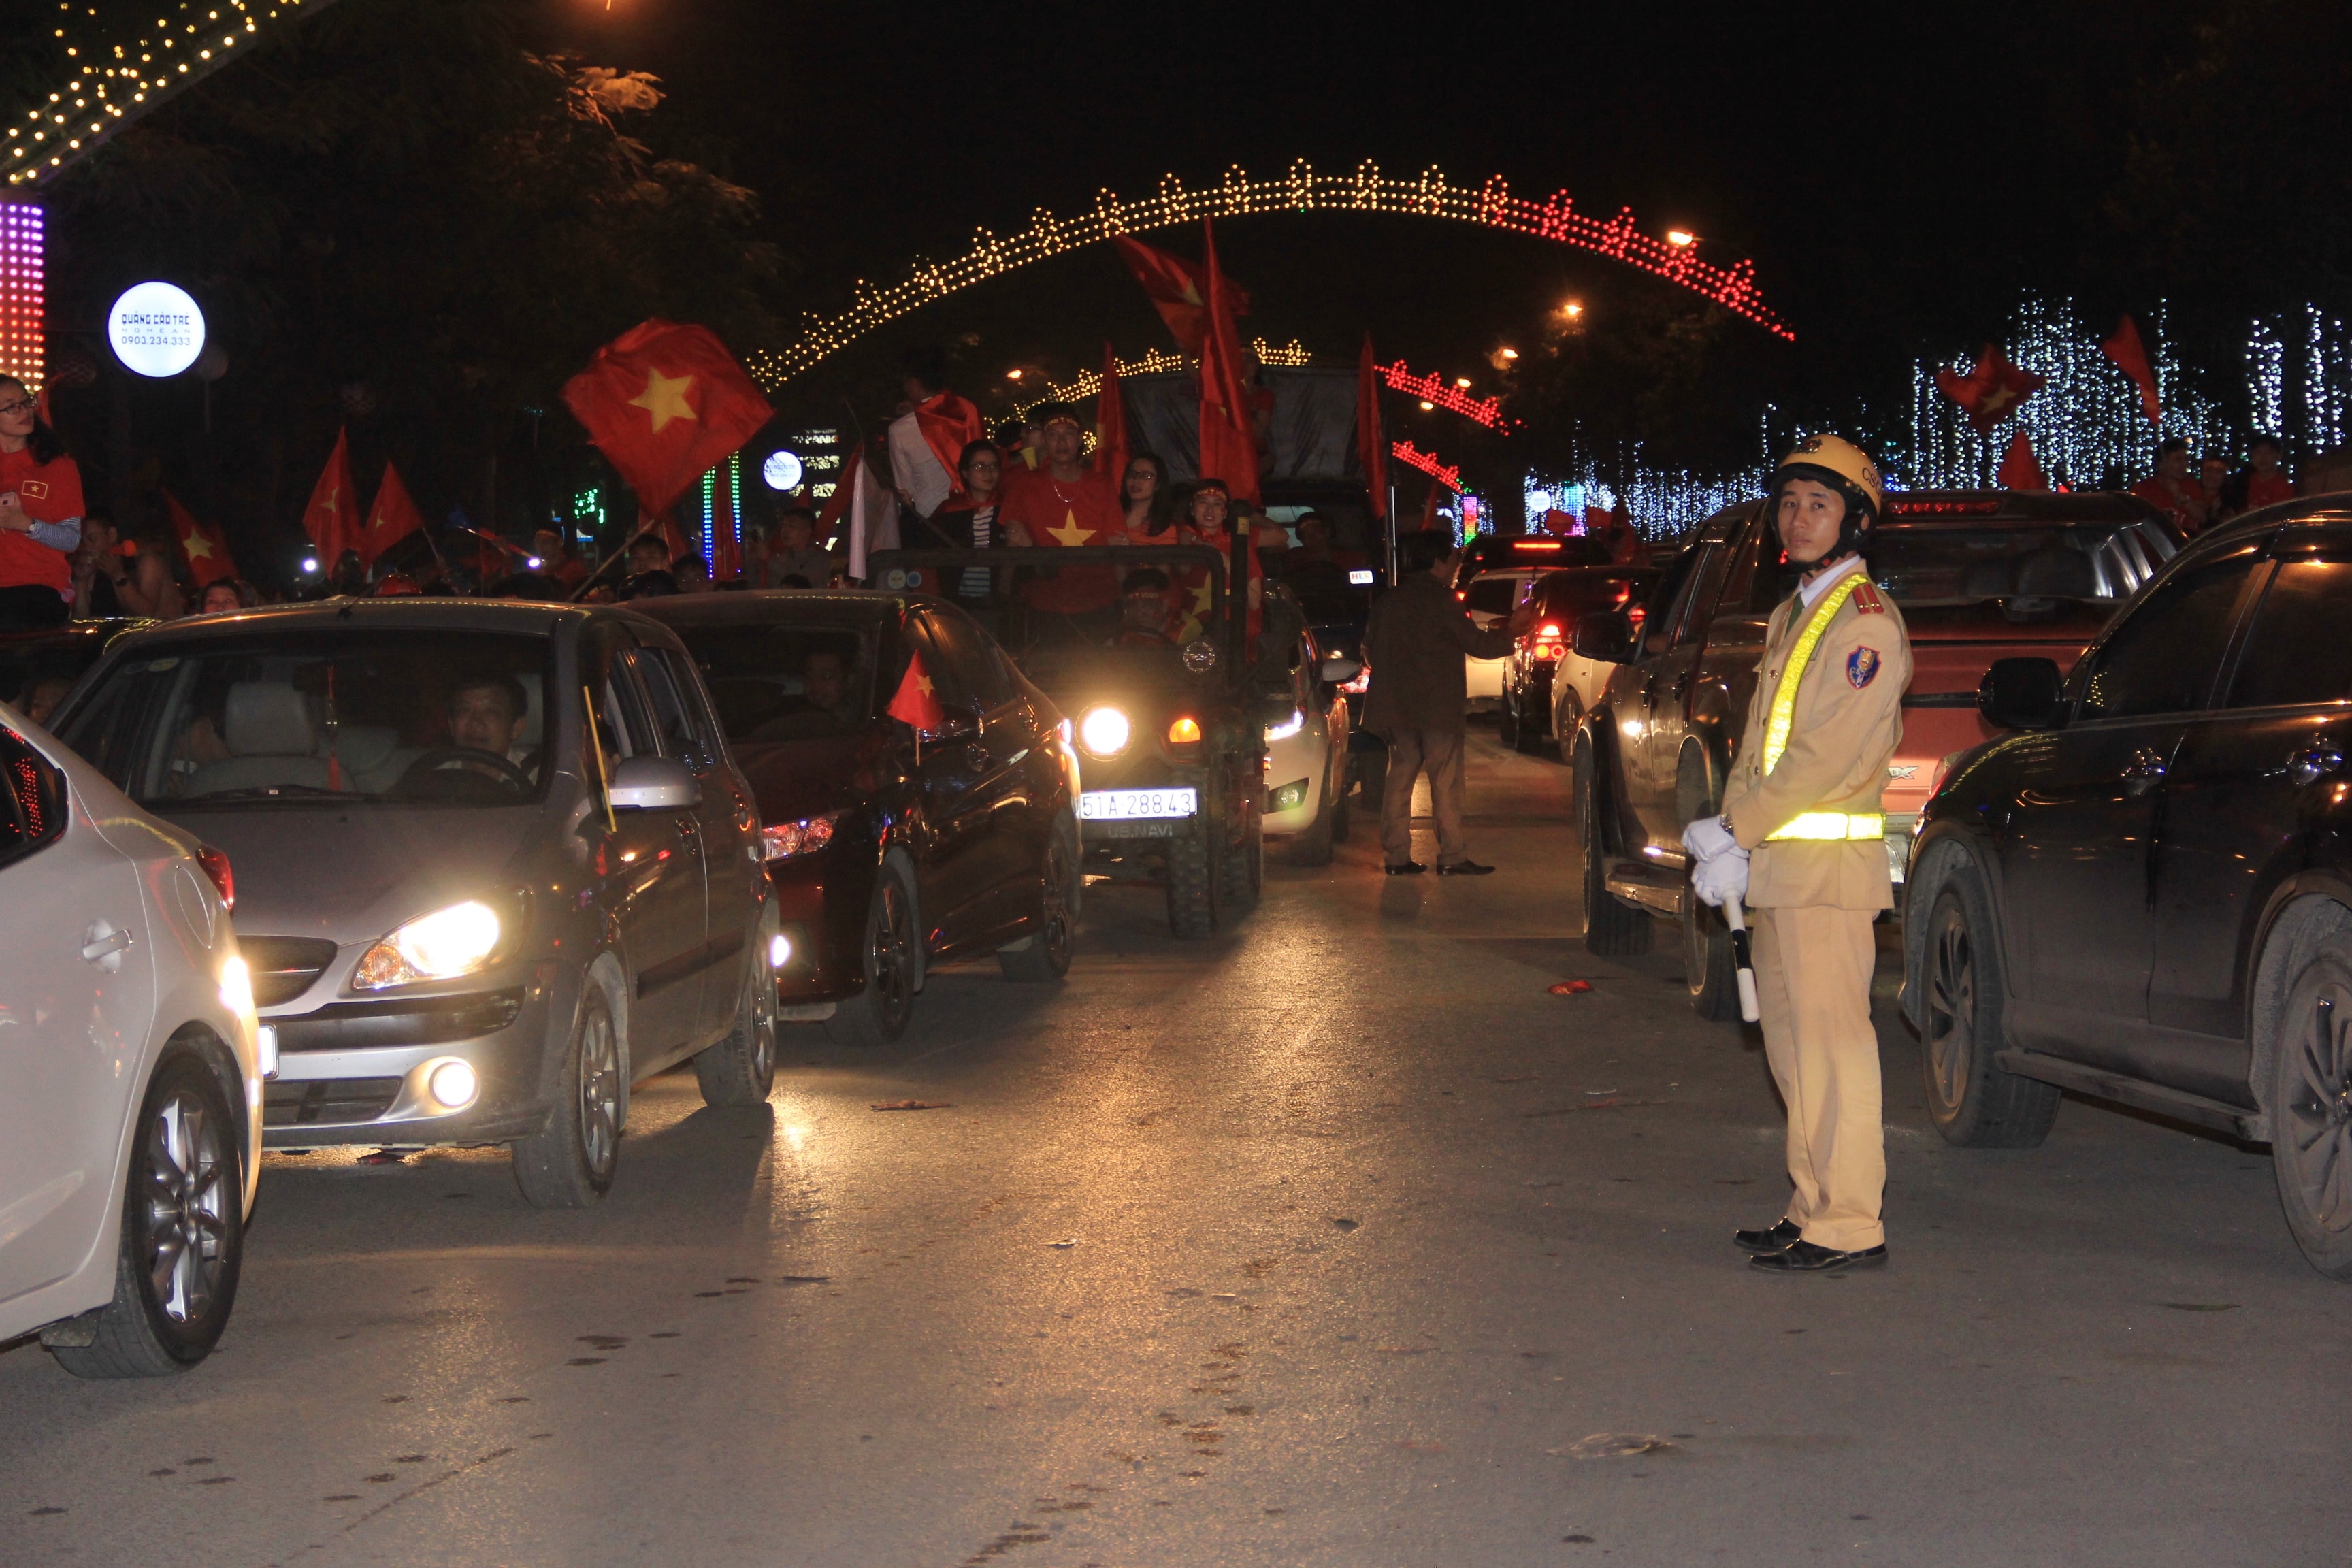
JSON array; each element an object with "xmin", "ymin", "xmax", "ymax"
[
  {"xmin": 1531, "ymin": 622, "xmax": 1565, "ymax": 660},
  {"xmin": 195, "ymin": 844, "xmax": 234, "ymax": 913},
  {"xmin": 1340, "ymin": 666, "xmax": 1371, "ymax": 694}
]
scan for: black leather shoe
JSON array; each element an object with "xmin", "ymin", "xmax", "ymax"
[
  {"xmin": 1435, "ymin": 860, "xmax": 1497, "ymax": 876},
  {"xmin": 1384, "ymin": 862, "xmax": 1426, "ymax": 875},
  {"xmin": 1732, "ymin": 1219, "xmax": 1801, "ymax": 1254},
  {"xmin": 1749, "ymin": 1240, "xmax": 1888, "ymax": 1274}
]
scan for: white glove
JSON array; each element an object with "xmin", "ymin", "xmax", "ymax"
[
  {"xmin": 1691, "ymin": 849, "xmax": 1750, "ymax": 909},
  {"xmin": 1682, "ymin": 814, "xmax": 1740, "ymax": 862}
]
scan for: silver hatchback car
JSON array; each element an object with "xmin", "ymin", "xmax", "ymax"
[{"xmin": 51, "ymin": 600, "xmax": 779, "ymax": 1207}]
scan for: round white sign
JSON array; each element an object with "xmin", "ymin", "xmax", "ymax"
[
  {"xmin": 108, "ymin": 281, "xmax": 206, "ymax": 378},
  {"xmin": 761, "ymin": 449, "xmax": 804, "ymax": 491}
]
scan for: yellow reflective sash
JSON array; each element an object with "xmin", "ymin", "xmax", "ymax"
[
  {"xmin": 1768, "ymin": 811, "xmax": 1888, "ymax": 841},
  {"xmin": 1759, "ymin": 570, "xmax": 1871, "ymax": 776}
]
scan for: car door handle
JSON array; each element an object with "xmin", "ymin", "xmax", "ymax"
[
  {"xmin": 2289, "ymin": 745, "xmax": 2347, "ymax": 785},
  {"xmin": 81, "ymin": 919, "xmax": 134, "ymax": 970},
  {"xmin": 2117, "ymin": 748, "xmax": 2168, "ymax": 794}
]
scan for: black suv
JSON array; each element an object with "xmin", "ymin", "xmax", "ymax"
[{"xmin": 1905, "ymin": 495, "xmax": 2352, "ymax": 1279}]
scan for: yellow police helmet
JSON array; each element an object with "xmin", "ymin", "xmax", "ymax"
[{"xmin": 1773, "ymin": 433, "xmax": 1884, "ymax": 525}]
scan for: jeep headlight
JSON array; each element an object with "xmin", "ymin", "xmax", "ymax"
[
  {"xmin": 353, "ymin": 900, "xmax": 506, "ymax": 990},
  {"xmin": 1079, "ymin": 705, "xmax": 1131, "ymax": 760}
]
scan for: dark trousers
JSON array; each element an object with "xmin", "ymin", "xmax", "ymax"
[{"xmin": 0, "ymin": 585, "xmax": 69, "ymax": 632}]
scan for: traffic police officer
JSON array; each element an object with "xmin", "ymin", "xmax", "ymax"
[{"xmin": 1682, "ymin": 435, "xmax": 1911, "ymax": 1275}]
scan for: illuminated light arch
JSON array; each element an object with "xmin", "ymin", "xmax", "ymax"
[
  {"xmin": 6, "ymin": 1, "xmax": 342, "ymax": 189},
  {"xmin": 1009, "ymin": 337, "xmax": 1311, "ymax": 419},
  {"xmin": 1392, "ymin": 440, "xmax": 1463, "ymax": 493},
  {"xmin": 1380, "ymin": 361, "xmax": 1512, "ymax": 431},
  {"xmin": 747, "ymin": 159, "xmax": 1794, "ymax": 389}
]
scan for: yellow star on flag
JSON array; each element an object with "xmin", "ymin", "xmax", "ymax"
[
  {"xmin": 915, "ymin": 673, "xmax": 933, "ymax": 697},
  {"xmin": 631, "ymin": 368, "xmax": 699, "ymax": 434},
  {"xmin": 1046, "ymin": 509, "xmax": 1095, "ymax": 547},
  {"xmin": 321, "ymin": 485, "xmax": 340, "ymax": 514},
  {"xmin": 184, "ymin": 532, "xmax": 214, "ymax": 559},
  {"xmin": 1190, "ymin": 575, "xmax": 1214, "ymax": 617}
]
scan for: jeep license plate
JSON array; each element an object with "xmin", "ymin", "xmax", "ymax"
[{"xmin": 1080, "ymin": 787, "xmax": 1198, "ymax": 822}]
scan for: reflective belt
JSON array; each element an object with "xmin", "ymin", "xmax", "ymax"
[
  {"xmin": 1767, "ymin": 811, "xmax": 1888, "ymax": 842},
  {"xmin": 1758, "ymin": 570, "xmax": 1876, "ymax": 846}
]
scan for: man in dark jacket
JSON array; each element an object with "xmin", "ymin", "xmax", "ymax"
[{"xmin": 1364, "ymin": 530, "xmax": 1534, "ymax": 875}]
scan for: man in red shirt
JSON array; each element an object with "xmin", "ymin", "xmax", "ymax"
[
  {"xmin": 2131, "ymin": 438, "xmax": 2211, "ymax": 536},
  {"xmin": 2245, "ymin": 436, "xmax": 2297, "ymax": 511},
  {"xmin": 999, "ymin": 403, "xmax": 1126, "ymax": 621}
]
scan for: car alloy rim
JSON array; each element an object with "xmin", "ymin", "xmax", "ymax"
[
  {"xmin": 2285, "ymin": 988, "xmax": 2352, "ymax": 1233},
  {"xmin": 749, "ymin": 968, "xmax": 776, "ymax": 1082},
  {"xmin": 873, "ymin": 879, "xmax": 914, "ymax": 1026},
  {"xmin": 1926, "ymin": 905, "xmax": 1976, "ymax": 1110},
  {"xmin": 145, "ymin": 1088, "xmax": 230, "ymax": 1324},
  {"xmin": 578, "ymin": 1004, "xmax": 621, "ymax": 1177}
]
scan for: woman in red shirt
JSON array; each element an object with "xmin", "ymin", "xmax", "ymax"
[{"xmin": 0, "ymin": 376, "xmax": 86, "ymax": 630}]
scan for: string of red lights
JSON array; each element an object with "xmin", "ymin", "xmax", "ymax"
[
  {"xmin": 1380, "ymin": 361, "xmax": 1511, "ymax": 431},
  {"xmin": 1391, "ymin": 440, "xmax": 1462, "ymax": 493}
]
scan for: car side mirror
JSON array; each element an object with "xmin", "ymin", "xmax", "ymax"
[
  {"xmin": 606, "ymin": 754, "xmax": 702, "ymax": 811},
  {"xmin": 930, "ymin": 711, "xmax": 978, "ymax": 741},
  {"xmin": 1571, "ymin": 610, "xmax": 1635, "ymax": 663},
  {"xmin": 1318, "ymin": 653, "xmax": 1363, "ymax": 686},
  {"xmin": 1980, "ymin": 657, "xmax": 2068, "ymax": 731}
]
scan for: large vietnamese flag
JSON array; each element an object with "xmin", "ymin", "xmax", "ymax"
[
  {"xmin": 561, "ymin": 321, "xmax": 775, "ymax": 513},
  {"xmin": 1111, "ymin": 233, "xmax": 1249, "ymax": 355},
  {"xmin": 2102, "ymin": 315, "xmax": 2162, "ymax": 428},
  {"xmin": 359, "ymin": 462, "xmax": 426, "ymax": 569},
  {"xmin": 1196, "ymin": 220, "xmax": 1261, "ymax": 504},
  {"xmin": 301, "ymin": 428, "xmax": 357, "ymax": 568},
  {"xmin": 165, "ymin": 491, "xmax": 238, "ymax": 588}
]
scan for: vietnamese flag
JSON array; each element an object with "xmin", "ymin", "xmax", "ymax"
[
  {"xmin": 1997, "ymin": 429, "xmax": 2050, "ymax": 492},
  {"xmin": 1196, "ymin": 220, "xmax": 1262, "ymax": 504},
  {"xmin": 164, "ymin": 491, "xmax": 238, "ymax": 587},
  {"xmin": 359, "ymin": 462, "xmax": 425, "ymax": 569},
  {"xmin": 886, "ymin": 647, "xmax": 946, "ymax": 734},
  {"xmin": 561, "ymin": 321, "xmax": 775, "ymax": 514},
  {"xmin": 2103, "ymin": 314, "xmax": 2161, "ymax": 427},
  {"xmin": 913, "ymin": 390, "xmax": 984, "ymax": 500},
  {"xmin": 1356, "ymin": 333, "xmax": 1388, "ymax": 519},
  {"xmin": 1092, "ymin": 342, "xmax": 1130, "ymax": 480},
  {"xmin": 1111, "ymin": 233, "xmax": 1249, "ymax": 355},
  {"xmin": 301, "ymin": 427, "xmax": 357, "ymax": 568},
  {"xmin": 1934, "ymin": 344, "xmax": 2045, "ymax": 434}
]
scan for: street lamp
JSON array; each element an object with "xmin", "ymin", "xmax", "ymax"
[
  {"xmin": 1665, "ymin": 229, "xmax": 1698, "ymax": 248},
  {"xmin": 1005, "ymin": 368, "xmax": 1024, "ymax": 381},
  {"xmin": 1454, "ymin": 377, "xmax": 1471, "ymax": 389},
  {"xmin": 1498, "ymin": 347, "xmax": 1518, "ymax": 360},
  {"xmin": 1418, "ymin": 399, "xmax": 1435, "ymax": 411}
]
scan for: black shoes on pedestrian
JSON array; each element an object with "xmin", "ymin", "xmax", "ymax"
[
  {"xmin": 1435, "ymin": 860, "xmax": 1497, "ymax": 876},
  {"xmin": 1384, "ymin": 862, "xmax": 1426, "ymax": 875},
  {"xmin": 1732, "ymin": 1219, "xmax": 1801, "ymax": 1254},
  {"xmin": 1748, "ymin": 1239, "xmax": 1889, "ymax": 1275}
]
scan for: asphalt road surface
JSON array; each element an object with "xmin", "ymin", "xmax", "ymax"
[{"xmin": 5, "ymin": 729, "xmax": 2348, "ymax": 1568}]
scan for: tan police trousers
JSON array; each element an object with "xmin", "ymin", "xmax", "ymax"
[{"xmin": 1752, "ymin": 904, "xmax": 1886, "ymax": 1252}]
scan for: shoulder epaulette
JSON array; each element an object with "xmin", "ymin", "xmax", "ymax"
[{"xmin": 1850, "ymin": 582, "xmax": 1888, "ymax": 615}]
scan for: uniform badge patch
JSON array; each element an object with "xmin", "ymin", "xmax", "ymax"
[
  {"xmin": 1848, "ymin": 647, "xmax": 1881, "ymax": 688},
  {"xmin": 1851, "ymin": 582, "xmax": 1886, "ymax": 614}
]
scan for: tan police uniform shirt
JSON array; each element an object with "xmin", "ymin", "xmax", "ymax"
[{"xmin": 1720, "ymin": 556, "xmax": 1911, "ymax": 911}]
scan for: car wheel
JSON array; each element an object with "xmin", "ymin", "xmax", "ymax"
[
  {"xmin": 1682, "ymin": 883, "xmax": 1740, "ymax": 1021},
  {"xmin": 1328, "ymin": 746, "xmax": 1352, "ymax": 844},
  {"xmin": 1577, "ymin": 734, "xmax": 1652, "ymax": 956},
  {"xmin": 1291, "ymin": 753, "xmax": 1337, "ymax": 867},
  {"xmin": 1497, "ymin": 694, "xmax": 1521, "ymax": 749},
  {"xmin": 1356, "ymin": 747, "xmax": 1388, "ymax": 813},
  {"xmin": 1552, "ymin": 693, "xmax": 1582, "ymax": 767},
  {"xmin": 2266, "ymin": 941, "xmax": 2352, "ymax": 1279},
  {"xmin": 48, "ymin": 1051, "xmax": 244, "ymax": 1379},
  {"xmin": 512, "ymin": 984, "xmax": 624, "ymax": 1207},
  {"xmin": 1167, "ymin": 804, "xmax": 1224, "ymax": 940},
  {"xmin": 1920, "ymin": 870, "xmax": 2059, "ymax": 1148},
  {"xmin": 1000, "ymin": 825, "xmax": 1077, "ymax": 982},
  {"xmin": 1509, "ymin": 689, "xmax": 1543, "ymax": 754},
  {"xmin": 693, "ymin": 948, "xmax": 779, "ymax": 1105},
  {"xmin": 826, "ymin": 865, "xmax": 919, "ymax": 1045}
]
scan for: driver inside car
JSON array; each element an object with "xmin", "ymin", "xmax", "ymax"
[
  {"xmin": 802, "ymin": 648, "xmax": 856, "ymax": 725},
  {"xmin": 1108, "ymin": 567, "xmax": 1177, "ymax": 647},
  {"xmin": 438, "ymin": 672, "xmax": 536, "ymax": 785}
]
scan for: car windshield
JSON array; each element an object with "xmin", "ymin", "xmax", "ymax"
[
  {"xmin": 668, "ymin": 621, "xmax": 876, "ymax": 743},
  {"xmin": 1868, "ymin": 521, "xmax": 2177, "ymax": 606},
  {"xmin": 1465, "ymin": 575, "xmax": 1524, "ymax": 615},
  {"xmin": 56, "ymin": 630, "xmax": 557, "ymax": 809},
  {"xmin": 1541, "ymin": 572, "xmax": 1654, "ymax": 617}
]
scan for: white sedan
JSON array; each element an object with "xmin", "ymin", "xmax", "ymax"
[
  {"xmin": 0, "ymin": 705, "xmax": 261, "ymax": 1378},
  {"xmin": 1262, "ymin": 632, "xmax": 1359, "ymax": 866},
  {"xmin": 1461, "ymin": 568, "xmax": 1541, "ymax": 708}
]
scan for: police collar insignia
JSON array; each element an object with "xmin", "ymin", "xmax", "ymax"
[{"xmin": 1848, "ymin": 647, "xmax": 1881, "ymax": 688}]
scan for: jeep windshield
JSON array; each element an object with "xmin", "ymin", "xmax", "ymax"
[
  {"xmin": 866, "ymin": 543, "xmax": 1233, "ymax": 679},
  {"xmin": 1867, "ymin": 520, "xmax": 2178, "ymax": 606},
  {"xmin": 56, "ymin": 630, "xmax": 559, "ymax": 809}
]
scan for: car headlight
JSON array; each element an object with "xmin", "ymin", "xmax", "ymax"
[
  {"xmin": 1079, "ymin": 705, "xmax": 1130, "ymax": 759},
  {"xmin": 1264, "ymin": 708, "xmax": 1304, "ymax": 742},
  {"xmin": 762, "ymin": 811, "xmax": 844, "ymax": 862},
  {"xmin": 353, "ymin": 900, "xmax": 506, "ymax": 990}
]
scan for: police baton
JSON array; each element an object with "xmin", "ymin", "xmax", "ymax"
[{"xmin": 1722, "ymin": 892, "xmax": 1761, "ymax": 1024}]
